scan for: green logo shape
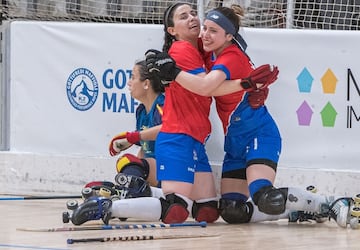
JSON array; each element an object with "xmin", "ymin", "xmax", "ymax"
[{"xmin": 320, "ymin": 102, "xmax": 337, "ymax": 127}]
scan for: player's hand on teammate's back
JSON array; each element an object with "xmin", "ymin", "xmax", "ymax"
[
  {"xmin": 145, "ymin": 49, "xmax": 181, "ymax": 85},
  {"xmin": 108, "ymin": 131, "xmax": 140, "ymax": 156},
  {"xmin": 247, "ymin": 87, "xmax": 269, "ymax": 109},
  {"xmin": 240, "ymin": 64, "xmax": 279, "ymax": 91}
]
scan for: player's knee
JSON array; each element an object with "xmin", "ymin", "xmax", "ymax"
[
  {"xmin": 253, "ymin": 186, "xmax": 287, "ymax": 215},
  {"xmin": 116, "ymin": 153, "xmax": 149, "ymax": 179},
  {"xmin": 160, "ymin": 193, "xmax": 190, "ymax": 224},
  {"xmin": 219, "ymin": 198, "xmax": 254, "ymax": 224},
  {"xmin": 192, "ymin": 200, "xmax": 219, "ymax": 223}
]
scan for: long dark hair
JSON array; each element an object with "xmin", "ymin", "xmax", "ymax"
[
  {"xmin": 135, "ymin": 60, "xmax": 164, "ymax": 93},
  {"xmin": 162, "ymin": 2, "xmax": 192, "ymax": 53}
]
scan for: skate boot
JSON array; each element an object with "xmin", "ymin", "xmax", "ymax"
[
  {"xmin": 69, "ymin": 196, "xmax": 112, "ymax": 225},
  {"xmin": 328, "ymin": 197, "xmax": 353, "ymax": 228},
  {"xmin": 329, "ymin": 194, "xmax": 360, "ymax": 229},
  {"xmin": 289, "ymin": 202, "xmax": 330, "ymax": 223}
]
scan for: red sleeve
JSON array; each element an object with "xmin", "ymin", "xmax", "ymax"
[
  {"xmin": 169, "ymin": 41, "xmax": 205, "ymax": 73},
  {"xmin": 212, "ymin": 45, "xmax": 253, "ymax": 79}
]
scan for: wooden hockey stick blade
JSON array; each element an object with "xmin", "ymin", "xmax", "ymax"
[{"xmin": 17, "ymin": 221, "xmax": 207, "ymax": 232}]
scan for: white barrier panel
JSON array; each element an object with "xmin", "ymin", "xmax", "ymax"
[
  {"xmin": 7, "ymin": 22, "xmax": 360, "ymax": 171},
  {"xmin": 246, "ymin": 29, "xmax": 360, "ymax": 171},
  {"xmin": 9, "ymin": 22, "xmax": 163, "ymax": 157}
]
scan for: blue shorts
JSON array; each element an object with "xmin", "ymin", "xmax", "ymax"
[
  {"xmin": 222, "ymin": 132, "xmax": 281, "ymax": 173},
  {"xmin": 155, "ymin": 132, "xmax": 212, "ymax": 183}
]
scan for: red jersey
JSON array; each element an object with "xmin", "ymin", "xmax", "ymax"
[
  {"xmin": 160, "ymin": 40, "xmax": 212, "ymax": 143},
  {"xmin": 207, "ymin": 44, "xmax": 253, "ymax": 133}
]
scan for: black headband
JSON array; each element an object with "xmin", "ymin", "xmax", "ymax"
[{"xmin": 164, "ymin": 2, "xmax": 188, "ymax": 29}]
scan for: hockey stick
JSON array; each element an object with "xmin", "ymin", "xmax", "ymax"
[
  {"xmin": 0, "ymin": 195, "xmax": 81, "ymax": 200},
  {"xmin": 67, "ymin": 233, "xmax": 218, "ymax": 244},
  {"xmin": 17, "ymin": 221, "xmax": 207, "ymax": 232}
]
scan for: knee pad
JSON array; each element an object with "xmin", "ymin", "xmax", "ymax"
[
  {"xmin": 219, "ymin": 198, "xmax": 254, "ymax": 224},
  {"xmin": 159, "ymin": 193, "xmax": 189, "ymax": 224},
  {"xmin": 253, "ymin": 186, "xmax": 287, "ymax": 215},
  {"xmin": 116, "ymin": 153, "xmax": 149, "ymax": 179},
  {"xmin": 192, "ymin": 200, "xmax": 219, "ymax": 223}
]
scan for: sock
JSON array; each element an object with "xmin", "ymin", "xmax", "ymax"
[
  {"xmin": 150, "ymin": 186, "xmax": 164, "ymax": 199},
  {"xmin": 248, "ymin": 199, "xmax": 290, "ymax": 222},
  {"xmin": 110, "ymin": 197, "xmax": 162, "ymax": 221}
]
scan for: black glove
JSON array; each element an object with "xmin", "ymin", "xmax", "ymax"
[
  {"xmin": 247, "ymin": 87, "xmax": 269, "ymax": 109},
  {"xmin": 145, "ymin": 49, "xmax": 181, "ymax": 85}
]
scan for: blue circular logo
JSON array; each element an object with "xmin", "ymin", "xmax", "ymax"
[{"xmin": 66, "ymin": 68, "xmax": 99, "ymax": 111}]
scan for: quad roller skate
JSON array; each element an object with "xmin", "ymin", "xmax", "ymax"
[
  {"xmin": 350, "ymin": 194, "xmax": 360, "ymax": 229},
  {"xmin": 62, "ymin": 173, "xmax": 152, "ymax": 225},
  {"xmin": 62, "ymin": 196, "xmax": 112, "ymax": 225},
  {"xmin": 329, "ymin": 194, "xmax": 360, "ymax": 229}
]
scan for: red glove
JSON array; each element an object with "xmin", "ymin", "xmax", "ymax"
[
  {"xmin": 108, "ymin": 131, "xmax": 140, "ymax": 156},
  {"xmin": 240, "ymin": 64, "xmax": 279, "ymax": 91},
  {"xmin": 247, "ymin": 87, "xmax": 269, "ymax": 109}
]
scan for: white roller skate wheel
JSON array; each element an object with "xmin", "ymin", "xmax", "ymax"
[
  {"xmin": 351, "ymin": 207, "xmax": 360, "ymax": 217},
  {"xmin": 66, "ymin": 200, "xmax": 78, "ymax": 210},
  {"xmin": 349, "ymin": 217, "xmax": 359, "ymax": 229},
  {"xmin": 99, "ymin": 187, "xmax": 112, "ymax": 198},
  {"xmin": 353, "ymin": 194, "xmax": 360, "ymax": 204},
  {"xmin": 306, "ymin": 185, "xmax": 317, "ymax": 193}
]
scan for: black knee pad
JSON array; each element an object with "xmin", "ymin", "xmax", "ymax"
[
  {"xmin": 192, "ymin": 200, "xmax": 219, "ymax": 223},
  {"xmin": 219, "ymin": 198, "xmax": 254, "ymax": 224},
  {"xmin": 253, "ymin": 186, "xmax": 288, "ymax": 215},
  {"xmin": 159, "ymin": 193, "xmax": 189, "ymax": 224}
]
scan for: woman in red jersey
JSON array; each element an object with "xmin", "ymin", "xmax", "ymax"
[{"xmin": 146, "ymin": 4, "xmax": 350, "ymax": 228}]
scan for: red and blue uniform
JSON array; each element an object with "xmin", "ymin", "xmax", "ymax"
[
  {"xmin": 156, "ymin": 39, "xmax": 213, "ymax": 183},
  {"xmin": 207, "ymin": 44, "xmax": 282, "ymax": 173},
  {"xmin": 160, "ymin": 40, "xmax": 212, "ymax": 143}
]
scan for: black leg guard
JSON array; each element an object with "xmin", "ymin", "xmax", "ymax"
[
  {"xmin": 159, "ymin": 193, "xmax": 189, "ymax": 224},
  {"xmin": 253, "ymin": 186, "xmax": 288, "ymax": 215},
  {"xmin": 192, "ymin": 200, "xmax": 219, "ymax": 223},
  {"xmin": 219, "ymin": 198, "xmax": 254, "ymax": 224}
]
